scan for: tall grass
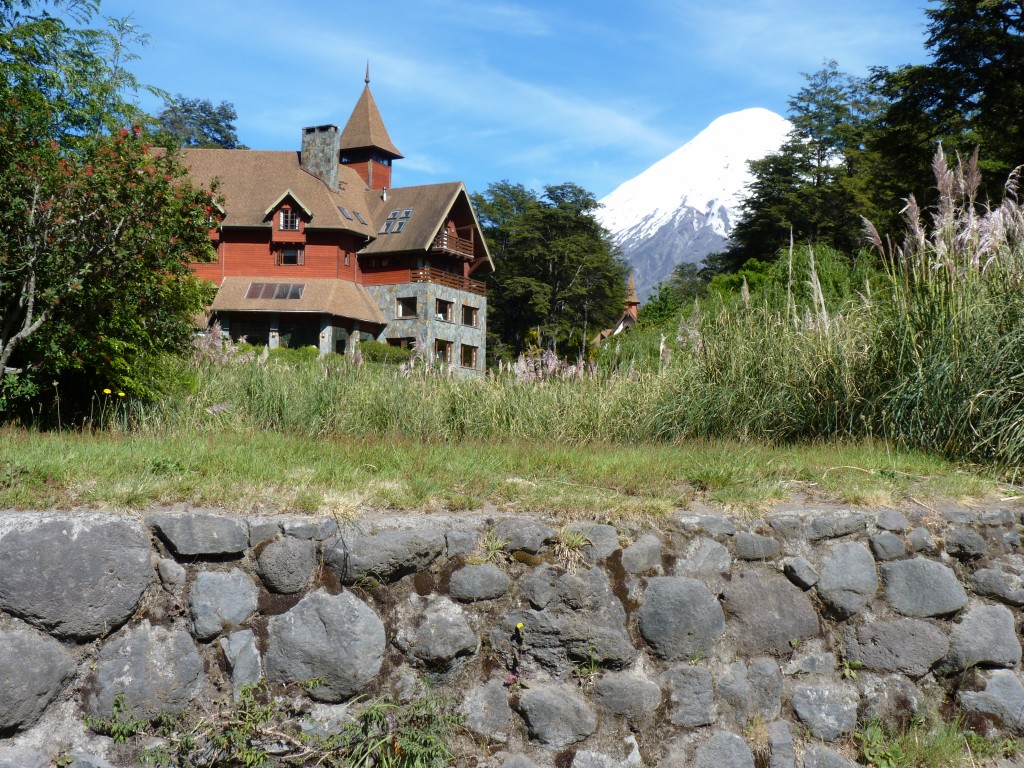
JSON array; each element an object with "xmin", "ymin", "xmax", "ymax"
[{"xmin": 109, "ymin": 150, "xmax": 1024, "ymax": 472}]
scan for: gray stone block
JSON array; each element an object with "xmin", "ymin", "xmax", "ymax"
[
  {"xmin": 247, "ymin": 517, "xmax": 280, "ymax": 547},
  {"xmin": 881, "ymin": 557, "xmax": 968, "ymax": 617},
  {"xmin": 220, "ymin": 629, "xmax": 262, "ymax": 700},
  {"xmin": 722, "ymin": 566, "xmax": 820, "ymax": 655},
  {"xmin": 791, "ymin": 683, "xmax": 858, "ymax": 741},
  {"xmin": 594, "ymin": 672, "xmax": 662, "ymax": 726},
  {"xmin": 395, "ymin": 594, "xmax": 478, "ymax": 669},
  {"xmin": 282, "ymin": 518, "xmax": 337, "ymax": 540},
  {"xmin": 638, "ymin": 577, "xmax": 725, "ymax": 660},
  {"xmin": 960, "ymin": 670, "xmax": 1024, "ymax": 730},
  {"xmin": 0, "ymin": 748, "xmax": 50, "ymax": 768},
  {"xmin": 566, "ymin": 522, "xmax": 619, "ymax": 563},
  {"xmin": 806, "ymin": 512, "xmax": 866, "ymax": 541},
  {"xmin": 719, "ymin": 658, "xmax": 783, "ymax": 725},
  {"xmin": 189, "ymin": 568, "xmax": 259, "ymax": 641},
  {"xmin": 696, "ymin": 514, "xmax": 737, "ymax": 538},
  {"xmin": 325, "ymin": 527, "xmax": 445, "ymax": 584},
  {"xmin": 945, "ymin": 527, "xmax": 988, "ymax": 560},
  {"xmin": 869, "ymin": 531, "xmax": 906, "ymax": 561},
  {"xmin": 516, "ymin": 684, "xmax": 597, "ymax": 747},
  {"xmin": 735, "ymin": 531, "xmax": 782, "ymax": 561},
  {"xmin": 845, "ymin": 618, "xmax": 948, "ymax": 677},
  {"xmin": 445, "ymin": 528, "xmax": 479, "ymax": 558},
  {"xmin": 972, "ymin": 567, "xmax": 1024, "ymax": 607},
  {"xmin": 0, "ymin": 624, "xmax": 76, "ymax": 735},
  {"xmin": 0, "ymin": 517, "xmax": 153, "ymax": 639},
  {"xmin": 149, "ymin": 512, "xmax": 248, "ymax": 556},
  {"xmin": 802, "ymin": 745, "xmax": 859, "ymax": 768},
  {"xmin": 257, "ymin": 536, "xmax": 317, "ymax": 594},
  {"xmin": 942, "ymin": 603, "xmax": 1021, "ymax": 673},
  {"xmin": 449, "ymin": 564, "xmax": 511, "ymax": 602},
  {"xmin": 664, "ymin": 664, "xmax": 715, "ymax": 727},
  {"xmin": 783, "ymin": 556, "xmax": 819, "ymax": 589},
  {"xmin": 817, "ymin": 541, "xmax": 878, "ymax": 617},
  {"xmin": 907, "ymin": 526, "xmax": 936, "ymax": 553},
  {"xmin": 767, "ymin": 720, "xmax": 795, "ymax": 768},
  {"xmin": 694, "ymin": 731, "xmax": 754, "ymax": 768},
  {"xmin": 494, "ymin": 518, "xmax": 556, "ymax": 554},
  {"xmin": 875, "ymin": 509, "xmax": 908, "ymax": 532},
  {"xmin": 461, "ymin": 680, "xmax": 514, "ymax": 743},
  {"xmin": 266, "ymin": 590, "xmax": 385, "ymax": 702},
  {"xmin": 621, "ymin": 534, "xmax": 662, "ymax": 574},
  {"xmin": 678, "ymin": 536, "xmax": 731, "ymax": 575},
  {"xmin": 86, "ymin": 620, "xmax": 205, "ymax": 719},
  {"xmin": 158, "ymin": 557, "xmax": 186, "ymax": 590}
]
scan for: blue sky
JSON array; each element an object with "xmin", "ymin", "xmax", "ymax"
[{"xmin": 94, "ymin": 0, "xmax": 932, "ymax": 199}]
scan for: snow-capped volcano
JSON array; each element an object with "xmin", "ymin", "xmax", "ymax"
[{"xmin": 598, "ymin": 108, "xmax": 791, "ymax": 299}]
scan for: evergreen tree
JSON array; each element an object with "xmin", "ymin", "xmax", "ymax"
[
  {"xmin": 473, "ymin": 182, "xmax": 627, "ymax": 359},
  {"xmin": 157, "ymin": 94, "xmax": 246, "ymax": 149}
]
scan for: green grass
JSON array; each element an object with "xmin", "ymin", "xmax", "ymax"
[
  {"xmin": 0, "ymin": 427, "xmax": 1007, "ymax": 519},
  {"xmin": 857, "ymin": 715, "xmax": 1020, "ymax": 767}
]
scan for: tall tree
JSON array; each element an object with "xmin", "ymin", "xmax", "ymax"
[
  {"xmin": 1, "ymin": 0, "xmax": 218, "ymax": 410},
  {"xmin": 158, "ymin": 94, "xmax": 246, "ymax": 149},
  {"xmin": 473, "ymin": 182, "xmax": 627, "ymax": 358},
  {"xmin": 725, "ymin": 61, "xmax": 880, "ymax": 269},
  {"xmin": 872, "ymin": 0, "xmax": 1024, "ymax": 205}
]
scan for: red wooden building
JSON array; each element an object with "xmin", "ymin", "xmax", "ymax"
[{"xmin": 184, "ymin": 72, "xmax": 493, "ymax": 372}]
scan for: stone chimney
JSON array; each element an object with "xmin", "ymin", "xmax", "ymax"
[{"xmin": 300, "ymin": 125, "xmax": 340, "ymax": 191}]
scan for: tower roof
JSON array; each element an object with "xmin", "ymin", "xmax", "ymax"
[{"xmin": 339, "ymin": 73, "xmax": 403, "ymax": 159}]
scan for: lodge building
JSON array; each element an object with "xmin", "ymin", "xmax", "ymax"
[{"xmin": 183, "ymin": 70, "xmax": 493, "ymax": 374}]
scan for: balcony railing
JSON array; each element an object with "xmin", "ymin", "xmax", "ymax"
[
  {"xmin": 431, "ymin": 231, "xmax": 475, "ymax": 259},
  {"xmin": 411, "ymin": 267, "xmax": 486, "ymax": 295},
  {"xmin": 361, "ymin": 267, "xmax": 486, "ymax": 296}
]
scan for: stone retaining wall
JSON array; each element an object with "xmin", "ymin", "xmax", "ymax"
[{"xmin": 1, "ymin": 504, "xmax": 1023, "ymax": 767}]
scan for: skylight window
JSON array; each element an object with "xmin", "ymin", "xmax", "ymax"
[
  {"xmin": 245, "ymin": 282, "xmax": 305, "ymax": 300},
  {"xmin": 379, "ymin": 208, "xmax": 414, "ymax": 234},
  {"xmin": 338, "ymin": 206, "xmax": 353, "ymax": 221},
  {"xmin": 353, "ymin": 211, "xmax": 367, "ymax": 225}
]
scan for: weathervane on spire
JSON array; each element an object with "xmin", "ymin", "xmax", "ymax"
[{"xmin": 365, "ymin": 61, "xmax": 370, "ymax": 85}]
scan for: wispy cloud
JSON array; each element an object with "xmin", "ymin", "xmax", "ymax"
[{"xmin": 420, "ymin": 0, "xmax": 553, "ymax": 37}]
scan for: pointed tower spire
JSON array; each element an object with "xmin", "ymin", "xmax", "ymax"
[{"xmin": 339, "ymin": 68, "xmax": 403, "ymax": 190}]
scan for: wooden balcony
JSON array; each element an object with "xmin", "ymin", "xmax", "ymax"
[
  {"xmin": 361, "ymin": 267, "xmax": 486, "ymax": 295},
  {"xmin": 431, "ymin": 231, "xmax": 475, "ymax": 259}
]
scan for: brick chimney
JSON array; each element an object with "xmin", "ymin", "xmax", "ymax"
[{"xmin": 300, "ymin": 125, "xmax": 340, "ymax": 191}]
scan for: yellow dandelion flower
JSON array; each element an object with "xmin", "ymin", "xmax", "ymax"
[
  {"xmin": 117, "ymin": 391, "xmax": 125, "ymax": 397},
  {"xmin": 516, "ymin": 622, "xmax": 525, "ymax": 630},
  {"xmin": 102, "ymin": 388, "xmax": 111, "ymax": 394}
]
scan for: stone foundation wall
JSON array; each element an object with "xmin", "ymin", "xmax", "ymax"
[{"xmin": 1, "ymin": 505, "xmax": 1023, "ymax": 767}]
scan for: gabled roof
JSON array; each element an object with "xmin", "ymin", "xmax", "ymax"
[
  {"xmin": 339, "ymin": 85, "xmax": 403, "ymax": 159},
  {"xmin": 211, "ymin": 277, "xmax": 386, "ymax": 326},
  {"xmin": 361, "ymin": 182, "xmax": 494, "ymax": 269},
  {"xmin": 180, "ymin": 149, "xmax": 376, "ymax": 236},
  {"xmin": 263, "ymin": 189, "xmax": 312, "ymax": 217}
]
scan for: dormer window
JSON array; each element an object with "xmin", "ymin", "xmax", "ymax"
[{"xmin": 279, "ymin": 209, "xmax": 300, "ymax": 231}]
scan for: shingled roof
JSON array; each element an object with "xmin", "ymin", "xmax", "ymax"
[
  {"xmin": 180, "ymin": 149, "xmax": 376, "ymax": 236},
  {"xmin": 210, "ymin": 277, "xmax": 386, "ymax": 325},
  {"xmin": 339, "ymin": 85, "xmax": 403, "ymax": 159}
]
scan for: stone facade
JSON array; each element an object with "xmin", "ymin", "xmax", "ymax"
[
  {"xmin": 2, "ymin": 506, "xmax": 1024, "ymax": 767},
  {"xmin": 365, "ymin": 281, "xmax": 487, "ymax": 375}
]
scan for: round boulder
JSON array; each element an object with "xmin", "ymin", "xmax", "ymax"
[
  {"xmin": 266, "ymin": 589, "xmax": 385, "ymax": 701},
  {"xmin": 721, "ymin": 566, "xmax": 820, "ymax": 655},
  {"xmin": 516, "ymin": 684, "xmax": 597, "ymax": 747},
  {"xmin": 0, "ymin": 623, "xmax": 77, "ymax": 736},
  {"xmin": 257, "ymin": 537, "xmax": 317, "ymax": 594},
  {"xmin": 881, "ymin": 558, "xmax": 968, "ymax": 617},
  {"xmin": 395, "ymin": 594, "xmax": 479, "ymax": 669},
  {"xmin": 638, "ymin": 577, "xmax": 725, "ymax": 660},
  {"xmin": 0, "ymin": 517, "xmax": 153, "ymax": 639},
  {"xmin": 816, "ymin": 541, "xmax": 878, "ymax": 617},
  {"xmin": 189, "ymin": 569, "xmax": 259, "ymax": 641},
  {"xmin": 85, "ymin": 620, "xmax": 205, "ymax": 719},
  {"xmin": 449, "ymin": 564, "xmax": 511, "ymax": 602}
]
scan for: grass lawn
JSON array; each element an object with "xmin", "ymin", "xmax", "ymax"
[{"xmin": 2, "ymin": 427, "xmax": 1016, "ymax": 521}]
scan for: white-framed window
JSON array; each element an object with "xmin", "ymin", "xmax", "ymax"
[
  {"xmin": 436, "ymin": 299, "xmax": 453, "ymax": 322},
  {"xmin": 279, "ymin": 208, "xmax": 300, "ymax": 231},
  {"xmin": 397, "ymin": 296, "xmax": 418, "ymax": 318}
]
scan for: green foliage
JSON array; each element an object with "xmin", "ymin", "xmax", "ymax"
[
  {"xmin": 857, "ymin": 714, "xmax": 1020, "ymax": 768},
  {"xmin": 86, "ymin": 683, "xmax": 463, "ymax": 768},
  {"xmin": 84, "ymin": 692, "xmax": 147, "ymax": 743},
  {"xmin": 360, "ymin": 340, "xmax": 413, "ymax": 365},
  {"xmin": 473, "ymin": 181, "xmax": 628, "ymax": 358},
  {"xmin": 157, "ymin": 93, "xmax": 246, "ymax": 149},
  {"xmin": 0, "ymin": 1, "xmax": 220, "ymax": 415}
]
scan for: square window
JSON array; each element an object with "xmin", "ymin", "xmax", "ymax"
[
  {"xmin": 245, "ymin": 282, "xmax": 265, "ymax": 299},
  {"xmin": 435, "ymin": 339, "xmax": 452, "ymax": 363},
  {"xmin": 435, "ymin": 299, "xmax": 453, "ymax": 322},
  {"xmin": 397, "ymin": 296, "xmax": 418, "ymax": 318},
  {"xmin": 461, "ymin": 344, "xmax": 477, "ymax": 368},
  {"xmin": 461, "ymin": 305, "xmax": 478, "ymax": 327},
  {"xmin": 278, "ymin": 247, "xmax": 303, "ymax": 266},
  {"xmin": 279, "ymin": 209, "xmax": 299, "ymax": 231}
]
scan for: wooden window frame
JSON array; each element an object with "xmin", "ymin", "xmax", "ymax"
[{"xmin": 276, "ymin": 247, "xmax": 304, "ymax": 266}]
